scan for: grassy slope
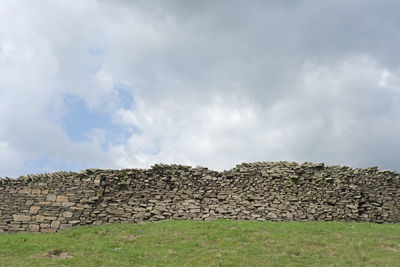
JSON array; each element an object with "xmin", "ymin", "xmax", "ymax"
[{"xmin": 0, "ymin": 220, "xmax": 400, "ymax": 266}]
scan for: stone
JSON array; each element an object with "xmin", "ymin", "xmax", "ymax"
[
  {"xmin": 107, "ymin": 209, "xmax": 124, "ymax": 215},
  {"xmin": 94, "ymin": 178, "xmax": 101, "ymax": 185},
  {"xmin": 31, "ymin": 189, "xmax": 41, "ymax": 195},
  {"xmin": 13, "ymin": 215, "xmax": 31, "ymax": 222},
  {"xmin": 29, "ymin": 224, "xmax": 40, "ymax": 232},
  {"xmin": 40, "ymin": 223, "xmax": 51, "ymax": 228},
  {"xmin": 62, "ymin": 202, "xmax": 76, "ymax": 207},
  {"xmin": 63, "ymin": 211, "xmax": 73, "ymax": 218},
  {"xmin": 217, "ymin": 194, "xmax": 227, "ymax": 200},
  {"xmin": 29, "ymin": 206, "xmax": 41, "ymax": 214},
  {"xmin": 0, "ymin": 161, "xmax": 400, "ymax": 233},
  {"xmin": 10, "ymin": 227, "xmax": 25, "ymax": 232},
  {"xmin": 35, "ymin": 215, "xmax": 45, "ymax": 222},
  {"xmin": 46, "ymin": 194, "xmax": 57, "ymax": 201},
  {"xmin": 286, "ymin": 212, "xmax": 294, "ymax": 220},
  {"xmin": 51, "ymin": 221, "xmax": 60, "ymax": 229},
  {"xmin": 60, "ymin": 224, "xmax": 72, "ymax": 230},
  {"xmin": 41, "ymin": 228, "xmax": 57, "ymax": 233},
  {"xmin": 56, "ymin": 196, "xmax": 69, "ymax": 203}
]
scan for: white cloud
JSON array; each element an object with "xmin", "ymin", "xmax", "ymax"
[
  {"xmin": 1, "ymin": 0, "xmax": 400, "ymax": 177},
  {"xmin": 0, "ymin": 142, "xmax": 25, "ymax": 177},
  {"xmin": 108, "ymin": 55, "xmax": 400, "ymax": 171}
]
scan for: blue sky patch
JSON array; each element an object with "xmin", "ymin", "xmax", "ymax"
[
  {"xmin": 62, "ymin": 95, "xmax": 113, "ymax": 143},
  {"xmin": 23, "ymin": 156, "xmax": 89, "ymax": 174},
  {"xmin": 115, "ymin": 84, "xmax": 134, "ymax": 110},
  {"xmin": 61, "ymin": 94, "xmax": 132, "ymax": 148}
]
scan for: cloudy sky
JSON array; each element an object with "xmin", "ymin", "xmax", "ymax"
[{"xmin": 1, "ymin": 0, "xmax": 400, "ymax": 177}]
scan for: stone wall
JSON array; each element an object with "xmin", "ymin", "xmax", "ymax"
[{"xmin": 1, "ymin": 161, "xmax": 399, "ymax": 233}]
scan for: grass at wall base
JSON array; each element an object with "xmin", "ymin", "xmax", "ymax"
[{"xmin": 1, "ymin": 220, "xmax": 400, "ymax": 266}]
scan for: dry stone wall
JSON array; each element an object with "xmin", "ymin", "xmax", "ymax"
[{"xmin": 1, "ymin": 161, "xmax": 400, "ymax": 233}]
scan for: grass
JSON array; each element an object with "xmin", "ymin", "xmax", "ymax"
[{"xmin": 0, "ymin": 220, "xmax": 400, "ymax": 266}]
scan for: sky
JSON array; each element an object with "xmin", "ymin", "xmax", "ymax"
[{"xmin": 1, "ymin": 0, "xmax": 400, "ymax": 177}]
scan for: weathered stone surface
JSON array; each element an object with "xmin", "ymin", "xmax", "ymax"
[
  {"xmin": 35, "ymin": 215, "xmax": 45, "ymax": 222},
  {"xmin": 29, "ymin": 206, "xmax": 41, "ymax": 214},
  {"xmin": 63, "ymin": 211, "xmax": 73, "ymax": 218},
  {"xmin": 1, "ymin": 161, "xmax": 400, "ymax": 233},
  {"xmin": 51, "ymin": 221, "xmax": 60, "ymax": 229},
  {"xmin": 13, "ymin": 215, "xmax": 30, "ymax": 222},
  {"xmin": 60, "ymin": 224, "xmax": 72, "ymax": 230},
  {"xmin": 56, "ymin": 196, "xmax": 68, "ymax": 203},
  {"xmin": 31, "ymin": 189, "xmax": 41, "ymax": 195},
  {"xmin": 40, "ymin": 223, "xmax": 51, "ymax": 230},
  {"xmin": 29, "ymin": 224, "xmax": 40, "ymax": 232},
  {"xmin": 41, "ymin": 228, "xmax": 57, "ymax": 233},
  {"xmin": 9, "ymin": 222, "xmax": 21, "ymax": 228},
  {"xmin": 46, "ymin": 194, "xmax": 56, "ymax": 202},
  {"xmin": 107, "ymin": 209, "xmax": 124, "ymax": 215}
]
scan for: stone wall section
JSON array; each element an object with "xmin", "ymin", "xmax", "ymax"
[{"xmin": 0, "ymin": 162, "xmax": 399, "ymax": 233}]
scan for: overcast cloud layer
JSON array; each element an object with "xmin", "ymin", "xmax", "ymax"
[{"xmin": 1, "ymin": 0, "xmax": 400, "ymax": 177}]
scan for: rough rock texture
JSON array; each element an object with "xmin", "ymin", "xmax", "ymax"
[{"xmin": 0, "ymin": 161, "xmax": 399, "ymax": 233}]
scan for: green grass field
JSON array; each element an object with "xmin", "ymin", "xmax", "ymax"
[{"xmin": 1, "ymin": 220, "xmax": 399, "ymax": 266}]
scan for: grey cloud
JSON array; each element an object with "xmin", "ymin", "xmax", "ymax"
[
  {"xmin": 105, "ymin": 0, "xmax": 400, "ymax": 106},
  {"xmin": 1, "ymin": 0, "xmax": 400, "ymax": 176}
]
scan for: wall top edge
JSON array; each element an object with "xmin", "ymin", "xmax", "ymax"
[{"xmin": 0, "ymin": 161, "xmax": 398, "ymax": 181}]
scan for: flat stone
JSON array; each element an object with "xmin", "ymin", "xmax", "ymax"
[
  {"xmin": 31, "ymin": 189, "xmax": 41, "ymax": 195},
  {"xmin": 63, "ymin": 211, "xmax": 73, "ymax": 218},
  {"xmin": 107, "ymin": 209, "xmax": 124, "ymax": 215},
  {"xmin": 13, "ymin": 214, "xmax": 31, "ymax": 222},
  {"xmin": 62, "ymin": 202, "xmax": 76, "ymax": 207},
  {"xmin": 46, "ymin": 194, "xmax": 57, "ymax": 201},
  {"xmin": 28, "ymin": 224, "xmax": 40, "ymax": 232},
  {"xmin": 40, "ymin": 223, "xmax": 51, "ymax": 228},
  {"xmin": 10, "ymin": 227, "xmax": 26, "ymax": 232},
  {"xmin": 153, "ymin": 215, "xmax": 166, "ymax": 220},
  {"xmin": 29, "ymin": 206, "xmax": 41, "ymax": 214},
  {"xmin": 41, "ymin": 228, "xmax": 57, "ymax": 233},
  {"xmin": 51, "ymin": 221, "xmax": 60, "ymax": 229},
  {"xmin": 60, "ymin": 224, "xmax": 72, "ymax": 230},
  {"xmin": 56, "ymin": 196, "xmax": 68, "ymax": 203},
  {"xmin": 217, "ymin": 194, "xmax": 227, "ymax": 200}
]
